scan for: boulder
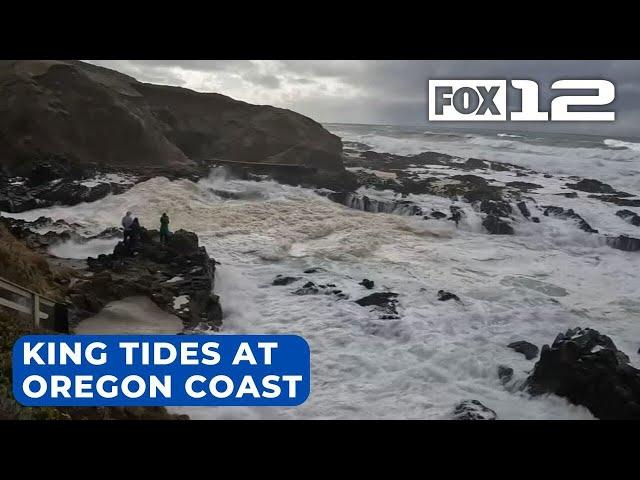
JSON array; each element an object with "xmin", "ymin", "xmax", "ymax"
[
  {"xmin": 516, "ymin": 201, "xmax": 531, "ymax": 218},
  {"xmin": 543, "ymin": 206, "xmax": 598, "ymax": 233},
  {"xmin": 479, "ymin": 200, "xmax": 512, "ymax": 217},
  {"xmin": 616, "ymin": 210, "xmax": 640, "ymax": 227},
  {"xmin": 452, "ymin": 400, "xmax": 497, "ymax": 420},
  {"xmin": 607, "ymin": 235, "xmax": 640, "ymax": 252},
  {"xmin": 355, "ymin": 292, "xmax": 399, "ymax": 318},
  {"xmin": 483, "ymin": 215, "xmax": 514, "ymax": 235},
  {"xmin": 526, "ymin": 327, "xmax": 640, "ymax": 419},
  {"xmin": 437, "ymin": 290, "xmax": 460, "ymax": 302},
  {"xmin": 359, "ymin": 279, "xmax": 375, "ymax": 289},
  {"xmin": 566, "ymin": 179, "xmax": 616, "ymax": 194},
  {"xmin": 273, "ymin": 275, "xmax": 300, "ymax": 286},
  {"xmin": 507, "ymin": 340, "xmax": 539, "ymax": 360}
]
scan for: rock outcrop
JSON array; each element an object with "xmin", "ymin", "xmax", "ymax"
[
  {"xmin": 68, "ymin": 228, "xmax": 222, "ymax": 331},
  {"xmin": 452, "ymin": 400, "xmax": 497, "ymax": 420},
  {"xmin": 526, "ymin": 327, "xmax": 640, "ymax": 419}
]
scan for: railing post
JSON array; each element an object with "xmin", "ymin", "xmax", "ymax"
[{"xmin": 32, "ymin": 293, "xmax": 40, "ymax": 328}]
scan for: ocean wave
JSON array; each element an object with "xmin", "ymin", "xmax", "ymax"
[
  {"xmin": 604, "ymin": 138, "xmax": 640, "ymax": 152},
  {"xmin": 497, "ymin": 133, "xmax": 524, "ymax": 139}
]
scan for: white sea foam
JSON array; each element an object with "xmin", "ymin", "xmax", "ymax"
[{"xmin": 9, "ymin": 166, "xmax": 640, "ymax": 420}]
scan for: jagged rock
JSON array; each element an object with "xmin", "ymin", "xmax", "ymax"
[
  {"xmin": 516, "ymin": 201, "xmax": 531, "ymax": 218},
  {"xmin": 506, "ymin": 181, "xmax": 543, "ymax": 191},
  {"xmin": 588, "ymin": 194, "xmax": 640, "ymax": 207},
  {"xmin": 430, "ymin": 211, "xmax": 447, "ymax": 219},
  {"xmin": 359, "ymin": 279, "xmax": 375, "ymax": 289},
  {"xmin": 483, "ymin": 215, "xmax": 514, "ymax": 235},
  {"xmin": 437, "ymin": 290, "xmax": 460, "ymax": 302},
  {"xmin": 531, "ymin": 217, "xmax": 540, "ymax": 223},
  {"xmin": 304, "ymin": 267, "xmax": 321, "ymax": 274},
  {"xmin": 355, "ymin": 292, "xmax": 399, "ymax": 317},
  {"xmin": 566, "ymin": 178, "xmax": 616, "ymax": 194},
  {"xmin": 273, "ymin": 275, "xmax": 300, "ymax": 286},
  {"xmin": 508, "ymin": 341, "xmax": 539, "ymax": 360},
  {"xmin": 293, "ymin": 281, "xmax": 346, "ymax": 298},
  {"xmin": 616, "ymin": 209, "xmax": 640, "ymax": 227},
  {"xmin": 543, "ymin": 206, "xmax": 598, "ymax": 233},
  {"xmin": 452, "ymin": 400, "xmax": 497, "ymax": 420},
  {"xmin": 294, "ymin": 281, "xmax": 320, "ymax": 295},
  {"xmin": 70, "ymin": 227, "xmax": 222, "ymax": 330},
  {"xmin": 558, "ymin": 191, "xmax": 578, "ymax": 198},
  {"xmin": 448, "ymin": 175, "xmax": 503, "ymax": 203},
  {"xmin": 607, "ymin": 235, "xmax": 640, "ymax": 252},
  {"xmin": 498, "ymin": 365, "xmax": 514, "ymax": 384},
  {"xmin": 479, "ymin": 200, "xmax": 512, "ymax": 217},
  {"xmin": 526, "ymin": 327, "xmax": 640, "ymax": 419},
  {"xmin": 323, "ymin": 191, "xmax": 423, "ymax": 216}
]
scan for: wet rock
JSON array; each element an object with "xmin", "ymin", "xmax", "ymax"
[
  {"xmin": 448, "ymin": 175, "xmax": 503, "ymax": 203},
  {"xmin": 273, "ymin": 275, "xmax": 300, "ymax": 286},
  {"xmin": 557, "ymin": 191, "xmax": 578, "ymax": 199},
  {"xmin": 616, "ymin": 209, "xmax": 640, "ymax": 227},
  {"xmin": 531, "ymin": 217, "xmax": 540, "ymax": 223},
  {"xmin": 505, "ymin": 181, "xmax": 543, "ymax": 191},
  {"xmin": 479, "ymin": 200, "xmax": 512, "ymax": 217},
  {"xmin": 430, "ymin": 211, "xmax": 447, "ymax": 219},
  {"xmin": 304, "ymin": 268, "xmax": 321, "ymax": 274},
  {"xmin": 324, "ymin": 191, "xmax": 423, "ymax": 216},
  {"xmin": 498, "ymin": 365, "xmax": 514, "ymax": 384},
  {"xmin": 452, "ymin": 400, "xmax": 497, "ymax": 420},
  {"xmin": 355, "ymin": 292, "xmax": 399, "ymax": 317},
  {"xmin": 516, "ymin": 201, "xmax": 530, "ymax": 218},
  {"xmin": 463, "ymin": 158, "xmax": 489, "ymax": 170},
  {"xmin": 526, "ymin": 327, "xmax": 640, "ymax": 419},
  {"xmin": 359, "ymin": 279, "xmax": 375, "ymax": 289},
  {"xmin": 483, "ymin": 215, "xmax": 514, "ymax": 235},
  {"xmin": 508, "ymin": 341, "xmax": 539, "ymax": 360},
  {"xmin": 71, "ymin": 227, "xmax": 222, "ymax": 331},
  {"xmin": 566, "ymin": 178, "xmax": 616, "ymax": 194},
  {"xmin": 437, "ymin": 290, "xmax": 460, "ymax": 302},
  {"xmin": 543, "ymin": 206, "xmax": 598, "ymax": 233},
  {"xmin": 294, "ymin": 281, "xmax": 320, "ymax": 295},
  {"xmin": 607, "ymin": 235, "xmax": 640, "ymax": 252},
  {"xmin": 588, "ymin": 195, "xmax": 640, "ymax": 207}
]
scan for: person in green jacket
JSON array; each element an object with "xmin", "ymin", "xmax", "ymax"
[{"xmin": 160, "ymin": 212, "xmax": 170, "ymax": 244}]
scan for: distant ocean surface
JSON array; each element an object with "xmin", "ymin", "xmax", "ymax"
[{"xmin": 325, "ymin": 123, "xmax": 640, "ymax": 194}]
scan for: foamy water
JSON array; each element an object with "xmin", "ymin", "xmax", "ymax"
[{"xmin": 5, "ymin": 161, "xmax": 640, "ymax": 419}]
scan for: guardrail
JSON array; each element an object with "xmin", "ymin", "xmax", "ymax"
[{"xmin": 0, "ymin": 276, "xmax": 69, "ymax": 333}]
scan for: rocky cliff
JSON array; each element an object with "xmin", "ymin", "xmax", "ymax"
[{"xmin": 0, "ymin": 60, "xmax": 345, "ymax": 178}]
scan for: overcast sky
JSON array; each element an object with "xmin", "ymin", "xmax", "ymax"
[{"xmin": 87, "ymin": 60, "xmax": 640, "ymax": 138}]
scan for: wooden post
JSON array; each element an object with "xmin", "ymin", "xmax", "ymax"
[{"xmin": 32, "ymin": 293, "xmax": 40, "ymax": 328}]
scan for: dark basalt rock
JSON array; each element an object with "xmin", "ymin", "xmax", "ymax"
[
  {"xmin": 323, "ymin": 191, "xmax": 423, "ymax": 216},
  {"xmin": 273, "ymin": 275, "xmax": 300, "ymax": 286},
  {"xmin": 479, "ymin": 200, "xmax": 512, "ymax": 218},
  {"xmin": 355, "ymin": 292, "xmax": 399, "ymax": 317},
  {"xmin": 303, "ymin": 268, "xmax": 322, "ymax": 274},
  {"xmin": 359, "ymin": 279, "xmax": 375, "ymax": 289},
  {"xmin": 607, "ymin": 235, "xmax": 640, "ymax": 252},
  {"xmin": 505, "ymin": 181, "xmax": 543, "ymax": 191},
  {"xmin": 566, "ymin": 178, "xmax": 616, "ymax": 194},
  {"xmin": 70, "ymin": 228, "xmax": 222, "ymax": 331},
  {"xmin": 448, "ymin": 175, "xmax": 504, "ymax": 203},
  {"xmin": 588, "ymin": 195, "xmax": 640, "ymax": 207},
  {"xmin": 430, "ymin": 211, "xmax": 447, "ymax": 219},
  {"xmin": 498, "ymin": 365, "xmax": 514, "ymax": 384},
  {"xmin": 516, "ymin": 201, "xmax": 530, "ymax": 218},
  {"xmin": 508, "ymin": 340, "xmax": 539, "ymax": 360},
  {"xmin": 616, "ymin": 209, "xmax": 640, "ymax": 226},
  {"xmin": 543, "ymin": 206, "xmax": 598, "ymax": 233},
  {"xmin": 293, "ymin": 281, "xmax": 346, "ymax": 298},
  {"xmin": 557, "ymin": 191, "xmax": 578, "ymax": 198},
  {"xmin": 452, "ymin": 400, "xmax": 497, "ymax": 420},
  {"xmin": 437, "ymin": 290, "xmax": 460, "ymax": 302},
  {"xmin": 526, "ymin": 327, "xmax": 640, "ymax": 419},
  {"xmin": 483, "ymin": 215, "xmax": 514, "ymax": 235},
  {"xmin": 531, "ymin": 217, "xmax": 540, "ymax": 223}
]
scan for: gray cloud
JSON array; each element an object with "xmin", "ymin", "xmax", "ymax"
[{"xmin": 86, "ymin": 60, "xmax": 640, "ymax": 137}]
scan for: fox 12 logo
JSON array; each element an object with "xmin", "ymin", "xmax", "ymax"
[{"xmin": 428, "ymin": 79, "xmax": 615, "ymax": 122}]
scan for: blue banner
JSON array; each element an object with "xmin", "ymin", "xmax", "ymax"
[{"xmin": 12, "ymin": 335, "xmax": 310, "ymax": 407}]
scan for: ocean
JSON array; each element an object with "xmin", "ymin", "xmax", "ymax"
[{"xmin": 6, "ymin": 123, "xmax": 640, "ymax": 419}]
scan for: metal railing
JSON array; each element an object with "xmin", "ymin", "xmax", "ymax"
[{"xmin": 0, "ymin": 276, "xmax": 69, "ymax": 333}]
